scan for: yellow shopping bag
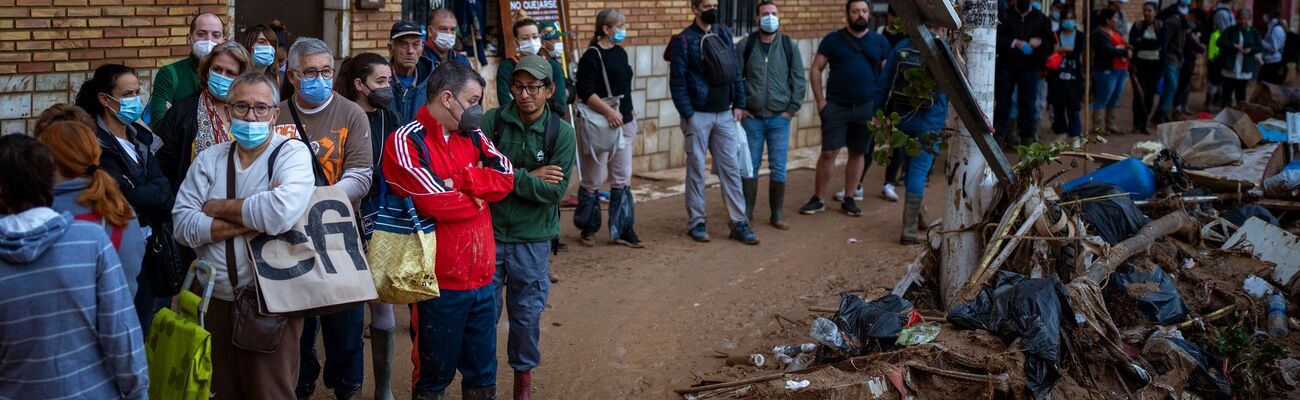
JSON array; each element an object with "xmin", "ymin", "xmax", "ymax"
[{"xmin": 145, "ymin": 261, "xmax": 214, "ymax": 400}]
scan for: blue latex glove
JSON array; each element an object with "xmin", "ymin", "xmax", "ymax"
[{"xmin": 1020, "ymin": 43, "xmax": 1034, "ymax": 55}]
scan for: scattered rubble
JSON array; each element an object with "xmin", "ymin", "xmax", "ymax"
[{"xmin": 677, "ymin": 83, "xmax": 1300, "ymax": 399}]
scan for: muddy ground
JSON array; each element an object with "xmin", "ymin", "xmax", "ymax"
[{"xmin": 304, "ymin": 90, "xmax": 1265, "ymax": 399}]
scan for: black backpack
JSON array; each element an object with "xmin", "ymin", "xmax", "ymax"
[{"xmin": 699, "ymin": 26, "xmax": 739, "ymax": 86}]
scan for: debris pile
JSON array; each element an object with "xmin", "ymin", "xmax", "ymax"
[{"xmin": 677, "ymin": 89, "xmax": 1300, "ymax": 399}]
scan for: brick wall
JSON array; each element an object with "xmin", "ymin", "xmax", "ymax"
[
  {"xmin": 348, "ymin": 0, "xmax": 403, "ymax": 56},
  {"xmin": 566, "ymin": 0, "xmax": 843, "ymax": 48}
]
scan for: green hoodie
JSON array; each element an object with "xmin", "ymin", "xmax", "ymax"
[{"xmin": 484, "ymin": 103, "xmax": 576, "ymax": 243}]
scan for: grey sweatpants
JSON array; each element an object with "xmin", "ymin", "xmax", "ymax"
[{"xmin": 683, "ymin": 111, "xmax": 748, "ymax": 229}]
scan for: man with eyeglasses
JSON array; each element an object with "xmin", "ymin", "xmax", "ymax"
[
  {"xmin": 382, "ymin": 60, "xmax": 515, "ymax": 400},
  {"xmin": 172, "ymin": 72, "xmax": 315, "ymax": 399},
  {"xmin": 149, "ymin": 12, "xmax": 227, "ymax": 131},
  {"xmin": 272, "ymin": 37, "xmax": 374, "ymax": 400},
  {"xmin": 480, "ymin": 55, "xmax": 575, "ymax": 400}
]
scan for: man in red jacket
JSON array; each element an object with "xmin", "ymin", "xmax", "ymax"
[{"xmin": 381, "ymin": 60, "xmax": 514, "ymax": 400}]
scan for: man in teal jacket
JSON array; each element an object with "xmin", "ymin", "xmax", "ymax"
[{"xmin": 482, "ymin": 54, "xmax": 576, "ymax": 400}]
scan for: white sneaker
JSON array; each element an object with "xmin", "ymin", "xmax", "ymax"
[
  {"xmin": 833, "ymin": 186, "xmax": 865, "ymax": 202},
  {"xmin": 882, "ymin": 183, "xmax": 900, "ymax": 202}
]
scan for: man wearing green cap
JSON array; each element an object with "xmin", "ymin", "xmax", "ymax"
[
  {"xmin": 496, "ymin": 18, "xmax": 567, "ymax": 111},
  {"xmin": 482, "ymin": 54, "xmax": 576, "ymax": 400}
]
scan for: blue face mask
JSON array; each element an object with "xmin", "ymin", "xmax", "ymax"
[
  {"xmin": 1061, "ymin": 20, "xmax": 1077, "ymax": 30},
  {"xmin": 1180, "ymin": 0, "xmax": 1191, "ymax": 5},
  {"xmin": 611, "ymin": 28, "xmax": 627, "ymax": 44},
  {"xmin": 252, "ymin": 45, "xmax": 276, "ymax": 68},
  {"xmin": 230, "ymin": 118, "xmax": 271, "ymax": 149},
  {"xmin": 208, "ymin": 71, "xmax": 234, "ymax": 101},
  {"xmin": 1051, "ymin": 11, "xmax": 1060, "ymax": 20},
  {"xmin": 760, "ymin": 15, "xmax": 779, "ymax": 33},
  {"xmin": 110, "ymin": 95, "xmax": 143, "ymax": 124},
  {"xmin": 298, "ymin": 76, "xmax": 333, "ymax": 105},
  {"xmin": 1031, "ymin": 1, "xmax": 1041, "ymax": 10}
]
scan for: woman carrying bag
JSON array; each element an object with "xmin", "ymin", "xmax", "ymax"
[{"xmin": 574, "ymin": 8, "xmax": 642, "ymax": 248}]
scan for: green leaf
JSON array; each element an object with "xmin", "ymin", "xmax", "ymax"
[
  {"xmin": 890, "ymin": 132, "xmax": 909, "ymax": 148},
  {"xmin": 905, "ymin": 139, "xmax": 922, "ymax": 157}
]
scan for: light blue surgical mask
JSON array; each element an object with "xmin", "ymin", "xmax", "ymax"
[
  {"xmin": 230, "ymin": 118, "xmax": 271, "ymax": 149},
  {"xmin": 760, "ymin": 15, "xmax": 779, "ymax": 33},
  {"xmin": 1062, "ymin": 20, "xmax": 1077, "ymax": 31},
  {"xmin": 252, "ymin": 45, "xmax": 276, "ymax": 68},
  {"xmin": 1031, "ymin": 1, "xmax": 1041, "ymax": 10},
  {"xmin": 298, "ymin": 76, "xmax": 333, "ymax": 105},
  {"xmin": 1051, "ymin": 10, "xmax": 1060, "ymax": 20},
  {"xmin": 207, "ymin": 71, "xmax": 234, "ymax": 101},
  {"xmin": 110, "ymin": 95, "xmax": 143, "ymax": 124},
  {"xmin": 611, "ymin": 28, "xmax": 627, "ymax": 44}
]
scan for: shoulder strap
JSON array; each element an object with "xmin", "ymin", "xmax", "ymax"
[
  {"xmin": 542, "ymin": 111, "xmax": 560, "ymax": 165},
  {"xmin": 492, "ymin": 109, "xmax": 506, "ymax": 143},
  {"xmin": 782, "ymin": 34, "xmax": 794, "ymax": 67},
  {"xmin": 590, "ymin": 47, "xmax": 614, "ymax": 99},
  {"xmin": 743, "ymin": 35, "xmax": 759, "ymax": 73},
  {"xmin": 224, "ymin": 145, "xmax": 239, "ymax": 289},
  {"xmin": 839, "ymin": 29, "xmax": 866, "ymax": 54},
  {"xmin": 264, "ymin": 138, "xmax": 296, "ymax": 185},
  {"xmin": 286, "ymin": 100, "xmax": 330, "ymax": 186},
  {"xmin": 74, "ymin": 212, "xmax": 123, "ymax": 249}
]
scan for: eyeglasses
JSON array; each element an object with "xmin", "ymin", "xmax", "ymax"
[
  {"xmin": 231, "ymin": 103, "xmax": 278, "ymax": 118},
  {"xmin": 295, "ymin": 67, "xmax": 335, "ymax": 80},
  {"xmin": 510, "ymin": 83, "xmax": 547, "ymax": 96}
]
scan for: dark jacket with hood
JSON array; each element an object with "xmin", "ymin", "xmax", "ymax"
[
  {"xmin": 155, "ymin": 91, "xmax": 203, "ymax": 194},
  {"xmin": 94, "ymin": 117, "xmax": 173, "ymax": 229},
  {"xmin": 669, "ymin": 23, "xmax": 746, "ymax": 120},
  {"xmin": 997, "ymin": 6, "xmax": 1056, "ymax": 72}
]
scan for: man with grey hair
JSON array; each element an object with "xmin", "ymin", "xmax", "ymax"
[
  {"xmin": 272, "ymin": 37, "xmax": 374, "ymax": 400},
  {"xmin": 149, "ymin": 12, "xmax": 227, "ymax": 130},
  {"xmin": 172, "ymin": 72, "xmax": 315, "ymax": 398}
]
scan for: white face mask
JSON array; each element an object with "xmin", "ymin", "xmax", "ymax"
[
  {"xmin": 518, "ymin": 38, "xmax": 542, "ymax": 55},
  {"xmin": 192, "ymin": 39, "xmax": 216, "ymax": 59},
  {"xmin": 550, "ymin": 42, "xmax": 564, "ymax": 58},
  {"xmin": 434, "ymin": 31, "xmax": 456, "ymax": 51}
]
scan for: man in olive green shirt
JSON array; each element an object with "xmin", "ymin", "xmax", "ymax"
[
  {"xmin": 148, "ymin": 13, "xmax": 226, "ymax": 131},
  {"xmin": 482, "ymin": 55, "xmax": 575, "ymax": 399}
]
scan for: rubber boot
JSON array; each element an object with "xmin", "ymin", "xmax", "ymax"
[
  {"xmin": 769, "ymin": 181, "xmax": 789, "ymax": 230},
  {"xmin": 742, "ymin": 178, "xmax": 758, "ymax": 222},
  {"xmin": 1091, "ymin": 109, "xmax": 1106, "ymax": 135},
  {"xmin": 900, "ymin": 192, "xmax": 924, "ymax": 245},
  {"xmin": 1106, "ymin": 109, "xmax": 1122, "ymax": 135},
  {"xmin": 370, "ymin": 327, "xmax": 395, "ymax": 400},
  {"xmin": 513, "ymin": 369, "xmax": 532, "ymax": 400}
]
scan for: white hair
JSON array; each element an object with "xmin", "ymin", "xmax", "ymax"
[{"xmin": 287, "ymin": 37, "xmax": 333, "ymax": 70}]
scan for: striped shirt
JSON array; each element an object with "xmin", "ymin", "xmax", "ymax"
[{"xmin": 0, "ymin": 208, "xmax": 149, "ymax": 399}]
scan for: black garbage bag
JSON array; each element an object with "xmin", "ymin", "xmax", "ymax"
[
  {"xmin": 1169, "ymin": 337, "xmax": 1234, "ymax": 399},
  {"xmin": 1222, "ymin": 204, "xmax": 1280, "ymax": 227},
  {"xmin": 835, "ymin": 293, "xmax": 912, "ymax": 354},
  {"xmin": 947, "ymin": 271, "xmax": 1077, "ymax": 399},
  {"xmin": 1062, "ymin": 182, "xmax": 1151, "ymax": 244},
  {"xmin": 1104, "ymin": 264, "xmax": 1191, "ymax": 325}
]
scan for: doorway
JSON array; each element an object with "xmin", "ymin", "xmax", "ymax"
[{"xmin": 233, "ymin": 0, "xmax": 324, "ymax": 45}]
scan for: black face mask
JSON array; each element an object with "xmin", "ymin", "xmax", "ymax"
[
  {"xmin": 1016, "ymin": 1, "xmax": 1032, "ymax": 12},
  {"xmin": 366, "ymin": 85, "xmax": 395, "ymax": 109},
  {"xmin": 701, "ymin": 9, "xmax": 719, "ymax": 25}
]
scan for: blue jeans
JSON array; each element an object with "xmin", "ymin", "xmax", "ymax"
[
  {"xmin": 1091, "ymin": 68, "xmax": 1128, "ymax": 110},
  {"xmin": 297, "ymin": 303, "xmax": 365, "ymax": 398},
  {"xmin": 904, "ymin": 131, "xmax": 940, "ymax": 197},
  {"xmin": 1051, "ymin": 101, "xmax": 1082, "ymax": 137},
  {"xmin": 410, "ymin": 285, "xmax": 498, "ymax": 394},
  {"xmin": 493, "ymin": 241, "xmax": 552, "ymax": 372},
  {"xmin": 1158, "ymin": 63, "xmax": 1179, "ymax": 114},
  {"xmin": 741, "ymin": 115, "xmax": 792, "ymax": 182}
]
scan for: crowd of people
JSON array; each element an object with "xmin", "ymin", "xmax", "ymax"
[{"xmin": 2, "ymin": 0, "xmax": 1288, "ymax": 399}]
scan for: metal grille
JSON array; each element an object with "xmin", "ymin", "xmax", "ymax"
[{"xmin": 720, "ymin": 0, "xmax": 760, "ymax": 35}]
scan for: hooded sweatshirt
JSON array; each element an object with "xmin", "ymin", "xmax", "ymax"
[
  {"xmin": 0, "ymin": 208, "xmax": 149, "ymax": 399},
  {"xmin": 51, "ymin": 177, "xmax": 147, "ymax": 296}
]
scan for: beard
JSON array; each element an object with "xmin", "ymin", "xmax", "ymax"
[{"xmin": 849, "ymin": 17, "xmax": 869, "ymax": 32}]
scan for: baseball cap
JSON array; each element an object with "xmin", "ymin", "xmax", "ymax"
[
  {"xmin": 538, "ymin": 21, "xmax": 565, "ymax": 40},
  {"xmin": 514, "ymin": 55, "xmax": 552, "ymax": 81},
  {"xmin": 390, "ymin": 20, "xmax": 422, "ymax": 40}
]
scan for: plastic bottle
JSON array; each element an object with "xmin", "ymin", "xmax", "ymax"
[
  {"xmin": 772, "ymin": 343, "xmax": 817, "ymax": 356},
  {"xmin": 1268, "ymin": 292, "xmax": 1289, "ymax": 337}
]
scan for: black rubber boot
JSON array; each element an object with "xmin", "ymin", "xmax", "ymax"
[
  {"xmin": 769, "ymin": 181, "xmax": 788, "ymax": 230},
  {"xmin": 742, "ymin": 178, "xmax": 758, "ymax": 222}
]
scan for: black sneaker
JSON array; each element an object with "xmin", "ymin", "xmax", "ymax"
[
  {"xmin": 614, "ymin": 231, "xmax": 644, "ymax": 248},
  {"xmin": 841, "ymin": 198, "xmax": 863, "ymax": 217},
  {"xmin": 799, "ymin": 196, "xmax": 826, "ymax": 215}
]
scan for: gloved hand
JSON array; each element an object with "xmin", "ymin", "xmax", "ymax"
[{"xmin": 1020, "ymin": 43, "xmax": 1034, "ymax": 55}]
